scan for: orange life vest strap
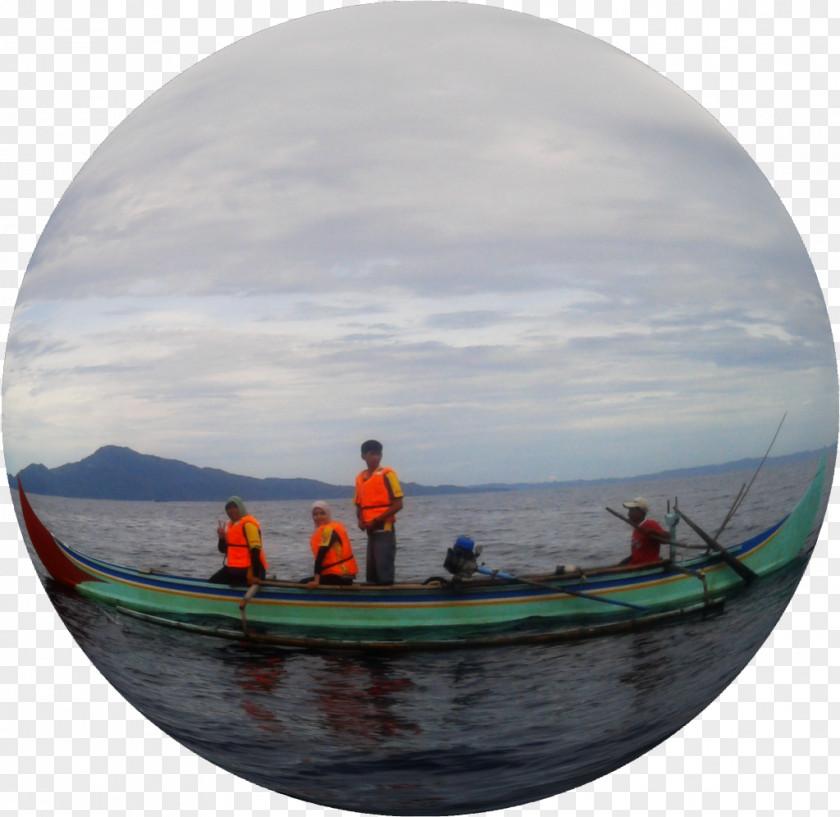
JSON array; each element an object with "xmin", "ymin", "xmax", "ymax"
[{"xmin": 321, "ymin": 554, "xmax": 355, "ymax": 571}]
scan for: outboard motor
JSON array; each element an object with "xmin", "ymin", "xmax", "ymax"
[{"xmin": 443, "ymin": 535, "xmax": 483, "ymax": 579}]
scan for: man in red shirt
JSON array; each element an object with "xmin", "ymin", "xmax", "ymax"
[{"xmin": 619, "ymin": 496, "xmax": 671, "ymax": 566}]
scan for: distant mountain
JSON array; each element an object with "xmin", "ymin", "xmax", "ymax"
[
  {"xmin": 8, "ymin": 444, "xmax": 832, "ymax": 502},
  {"xmin": 531, "ymin": 447, "xmax": 834, "ymax": 488},
  {"xmin": 10, "ymin": 446, "xmax": 352, "ymax": 502}
]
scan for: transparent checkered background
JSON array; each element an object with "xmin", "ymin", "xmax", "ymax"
[{"xmin": 1, "ymin": 2, "xmax": 837, "ymax": 816}]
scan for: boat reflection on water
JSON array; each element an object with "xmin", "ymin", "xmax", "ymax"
[{"xmin": 230, "ymin": 650, "xmax": 422, "ymax": 744}]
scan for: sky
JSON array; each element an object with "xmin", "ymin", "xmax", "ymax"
[{"xmin": 2, "ymin": 3, "xmax": 837, "ymax": 486}]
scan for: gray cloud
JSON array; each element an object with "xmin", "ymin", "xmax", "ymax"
[{"xmin": 4, "ymin": 4, "xmax": 835, "ymax": 482}]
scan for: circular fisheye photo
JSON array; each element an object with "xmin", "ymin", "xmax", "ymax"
[{"xmin": 4, "ymin": 4, "xmax": 836, "ymax": 815}]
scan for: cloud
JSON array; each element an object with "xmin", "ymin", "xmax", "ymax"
[{"xmin": 3, "ymin": 4, "xmax": 836, "ymax": 482}]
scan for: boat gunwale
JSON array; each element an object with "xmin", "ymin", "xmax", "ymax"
[{"xmin": 49, "ymin": 511, "xmax": 786, "ymax": 607}]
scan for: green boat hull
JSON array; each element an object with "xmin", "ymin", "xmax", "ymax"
[{"xmin": 18, "ymin": 453, "xmax": 825, "ymax": 648}]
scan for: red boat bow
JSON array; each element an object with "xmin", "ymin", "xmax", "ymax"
[{"xmin": 18, "ymin": 481, "xmax": 99, "ymax": 588}]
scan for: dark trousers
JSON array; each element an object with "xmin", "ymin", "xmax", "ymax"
[
  {"xmin": 366, "ymin": 529, "xmax": 396, "ymax": 585},
  {"xmin": 208, "ymin": 565, "xmax": 265, "ymax": 586}
]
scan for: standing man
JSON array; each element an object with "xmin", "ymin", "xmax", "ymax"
[
  {"xmin": 354, "ymin": 439, "xmax": 404, "ymax": 585},
  {"xmin": 619, "ymin": 496, "xmax": 670, "ymax": 566}
]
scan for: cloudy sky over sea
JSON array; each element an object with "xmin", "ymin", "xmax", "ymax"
[{"xmin": 3, "ymin": 4, "xmax": 837, "ymax": 486}]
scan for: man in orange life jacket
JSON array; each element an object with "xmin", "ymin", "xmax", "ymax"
[
  {"xmin": 209, "ymin": 496, "xmax": 268, "ymax": 585},
  {"xmin": 354, "ymin": 440, "xmax": 404, "ymax": 585},
  {"xmin": 618, "ymin": 496, "xmax": 670, "ymax": 566}
]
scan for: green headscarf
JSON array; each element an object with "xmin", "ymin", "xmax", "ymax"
[{"xmin": 225, "ymin": 496, "xmax": 248, "ymax": 516}]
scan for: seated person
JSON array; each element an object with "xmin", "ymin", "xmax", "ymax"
[
  {"xmin": 306, "ymin": 501, "xmax": 358, "ymax": 588},
  {"xmin": 209, "ymin": 496, "xmax": 267, "ymax": 585},
  {"xmin": 619, "ymin": 496, "xmax": 670, "ymax": 566}
]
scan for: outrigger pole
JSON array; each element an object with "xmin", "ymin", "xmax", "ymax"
[
  {"xmin": 476, "ymin": 565, "xmax": 651, "ymax": 612},
  {"xmin": 714, "ymin": 412, "xmax": 787, "ymax": 539}
]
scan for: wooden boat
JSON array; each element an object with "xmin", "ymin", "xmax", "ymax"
[{"xmin": 17, "ymin": 454, "xmax": 825, "ymax": 651}]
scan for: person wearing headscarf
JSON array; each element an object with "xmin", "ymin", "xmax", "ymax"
[
  {"xmin": 209, "ymin": 496, "xmax": 268, "ymax": 585},
  {"xmin": 306, "ymin": 500, "xmax": 358, "ymax": 588}
]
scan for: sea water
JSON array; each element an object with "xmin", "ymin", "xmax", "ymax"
[{"xmin": 16, "ymin": 454, "xmax": 830, "ymax": 815}]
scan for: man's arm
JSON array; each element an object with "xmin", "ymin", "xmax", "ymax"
[
  {"xmin": 363, "ymin": 497, "xmax": 404, "ymax": 531},
  {"xmin": 243, "ymin": 521, "xmax": 263, "ymax": 582},
  {"xmin": 641, "ymin": 520, "xmax": 672, "ymax": 544}
]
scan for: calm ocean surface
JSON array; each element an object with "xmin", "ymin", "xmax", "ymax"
[{"xmin": 17, "ymin": 453, "xmax": 831, "ymax": 815}]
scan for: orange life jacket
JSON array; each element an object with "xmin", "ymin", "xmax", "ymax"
[
  {"xmin": 225, "ymin": 515, "xmax": 268, "ymax": 570},
  {"xmin": 355, "ymin": 467, "xmax": 400, "ymax": 525},
  {"xmin": 310, "ymin": 521, "xmax": 358, "ymax": 577}
]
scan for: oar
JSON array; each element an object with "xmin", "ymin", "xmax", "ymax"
[
  {"xmin": 673, "ymin": 507, "xmax": 757, "ymax": 584},
  {"xmin": 606, "ymin": 505, "xmax": 700, "ymax": 548},
  {"xmin": 476, "ymin": 565, "xmax": 650, "ymax": 612},
  {"xmin": 239, "ymin": 583, "xmax": 260, "ymax": 634},
  {"xmin": 607, "ymin": 506, "xmax": 636, "ymax": 528},
  {"xmin": 606, "ymin": 506, "xmax": 680, "ymax": 544}
]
